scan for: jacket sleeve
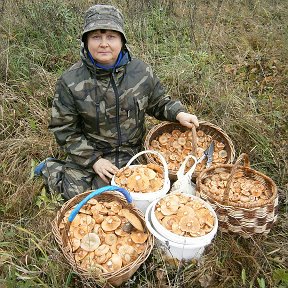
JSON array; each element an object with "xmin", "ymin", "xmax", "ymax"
[
  {"xmin": 145, "ymin": 66, "xmax": 187, "ymax": 121},
  {"xmin": 49, "ymin": 78, "xmax": 103, "ymax": 167}
]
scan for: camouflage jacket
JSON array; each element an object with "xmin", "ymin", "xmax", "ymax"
[{"xmin": 49, "ymin": 46, "xmax": 187, "ymax": 168}]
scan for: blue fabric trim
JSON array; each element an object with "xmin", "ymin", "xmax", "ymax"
[{"xmin": 88, "ymin": 51, "xmax": 124, "ymax": 71}]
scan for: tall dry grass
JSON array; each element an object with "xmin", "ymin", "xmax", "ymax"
[{"xmin": 0, "ymin": 0, "xmax": 287, "ymax": 287}]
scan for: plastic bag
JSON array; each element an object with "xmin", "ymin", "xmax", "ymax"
[{"xmin": 170, "ymin": 154, "xmax": 197, "ymax": 195}]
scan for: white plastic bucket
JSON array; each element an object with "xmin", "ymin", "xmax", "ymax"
[
  {"xmin": 150, "ymin": 194, "xmax": 218, "ymax": 246},
  {"xmin": 145, "ymin": 203, "xmax": 205, "ymax": 260},
  {"xmin": 111, "ymin": 150, "xmax": 170, "ymax": 213}
]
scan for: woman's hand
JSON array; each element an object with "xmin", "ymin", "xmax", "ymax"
[
  {"xmin": 176, "ymin": 112, "xmax": 199, "ymax": 128},
  {"xmin": 93, "ymin": 158, "xmax": 119, "ymax": 183}
]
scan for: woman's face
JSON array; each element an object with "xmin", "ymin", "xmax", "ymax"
[{"xmin": 87, "ymin": 30, "xmax": 123, "ymax": 66}]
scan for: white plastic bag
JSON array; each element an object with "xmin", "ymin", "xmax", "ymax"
[{"xmin": 170, "ymin": 154, "xmax": 197, "ymax": 195}]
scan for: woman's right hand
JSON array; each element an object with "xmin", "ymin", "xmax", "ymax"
[{"xmin": 93, "ymin": 158, "xmax": 119, "ymax": 183}]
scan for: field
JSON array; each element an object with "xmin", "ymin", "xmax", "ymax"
[{"xmin": 0, "ymin": 0, "xmax": 287, "ymax": 287}]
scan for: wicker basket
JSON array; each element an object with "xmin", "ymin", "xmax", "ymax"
[
  {"xmin": 196, "ymin": 153, "xmax": 278, "ymax": 237},
  {"xmin": 51, "ymin": 186, "xmax": 154, "ymax": 287},
  {"xmin": 144, "ymin": 120, "xmax": 235, "ymax": 181}
]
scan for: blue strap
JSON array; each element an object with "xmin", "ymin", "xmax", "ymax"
[{"xmin": 68, "ymin": 185, "xmax": 132, "ymax": 223}]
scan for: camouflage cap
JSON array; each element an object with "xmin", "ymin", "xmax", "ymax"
[{"xmin": 82, "ymin": 4, "xmax": 127, "ymax": 43}]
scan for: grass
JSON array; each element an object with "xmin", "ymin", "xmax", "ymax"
[{"xmin": 0, "ymin": 0, "xmax": 287, "ymax": 287}]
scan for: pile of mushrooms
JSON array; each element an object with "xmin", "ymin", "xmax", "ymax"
[
  {"xmin": 201, "ymin": 171, "xmax": 270, "ymax": 204},
  {"xmin": 59, "ymin": 199, "xmax": 149, "ymax": 273},
  {"xmin": 114, "ymin": 164, "xmax": 164, "ymax": 193},
  {"xmin": 155, "ymin": 193, "xmax": 215, "ymax": 237},
  {"xmin": 149, "ymin": 129, "xmax": 228, "ymax": 173}
]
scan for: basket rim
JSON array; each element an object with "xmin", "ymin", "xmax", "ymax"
[
  {"xmin": 51, "ymin": 190, "xmax": 154, "ymax": 279},
  {"xmin": 196, "ymin": 163, "xmax": 278, "ymax": 209},
  {"xmin": 143, "ymin": 120, "xmax": 236, "ymax": 177}
]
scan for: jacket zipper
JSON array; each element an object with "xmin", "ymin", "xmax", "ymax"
[{"xmin": 111, "ymin": 72, "xmax": 121, "ymax": 167}]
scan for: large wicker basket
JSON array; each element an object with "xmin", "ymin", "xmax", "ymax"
[
  {"xmin": 51, "ymin": 186, "xmax": 154, "ymax": 287},
  {"xmin": 144, "ymin": 120, "xmax": 235, "ymax": 181},
  {"xmin": 196, "ymin": 153, "xmax": 278, "ymax": 237}
]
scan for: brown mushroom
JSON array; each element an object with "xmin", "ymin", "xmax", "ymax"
[
  {"xmin": 179, "ymin": 216, "xmax": 200, "ymax": 233},
  {"xmin": 94, "ymin": 244, "xmax": 110, "ymax": 257},
  {"xmin": 121, "ymin": 210, "xmax": 144, "ymax": 232},
  {"xmin": 104, "ymin": 233, "xmax": 118, "ymax": 246},
  {"xmin": 102, "ymin": 254, "xmax": 123, "ymax": 272},
  {"xmin": 72, "ymin": 225, "xmax": 92, "ymax": 240},
  {"xmin": 80, "ymin": 233, "xmax": 101, "ymax": 252},
  {"xmin": 101, "ymin": 216, "xmax": 122, "ymax": 232},
  {"xmin": 68, "ymin": 238, "xmax": 81, "ymax": 252},
  {"xmin": 118, "ymin": 245, "xmax": 138, "ymax": 265},
  {"xmin": 131, "ymin": 231, "xmax": 149, "ymax": 244},
  {"xmin": 74, "ymin": 248, "xmax": 88, "ymax": 262}
]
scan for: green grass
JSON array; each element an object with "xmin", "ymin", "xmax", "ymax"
[{"xmin": 0, "ymin": 0, "xmax": 287, "ymax": 287}]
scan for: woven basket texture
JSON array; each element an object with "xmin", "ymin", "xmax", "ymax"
[
  {"xmin": 51, "ymin": 190, "xmax": 154, "ymax": 287},
  {"xmin": 144, "ymin": 120, "xmax": 235, "ymax": 181},
  {"xmin": 196, "ymin": 153, "xmax": 278, "ymax": 237}
]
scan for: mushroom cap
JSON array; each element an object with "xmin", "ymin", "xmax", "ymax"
[
  {"xmin": 94, "ymin": 244, "xmax": 110, "ymax": 256},
  {"xmin": 80, "ymin": 233, "xmax": 101, "ymax": 252},
  {"xmin": 68, "ymin": 238, "xmax": 81, "ymax": 252},
  {"xmin": 103, "ymin": 254, "xmax": 123, "ymax": 272},
  {"xmin": 177, "ymin": 206, "xmax": 196, "ymax": 218},
  {"xmin": 161, "ymin": 215, "xmax": 179, "ymax": 230},
  {"xmin": 74, "ymin": 248, "xmax": 88, "ymax": 262},
  {"xmin": 131, "ymin": 231, "xmax": 149, "ymax": 244},
  {"xmin": 70, "ymin": 214, "xmax": 82, "ymax": 227},
  {"xmin": 171, "ymin": 222, "xmax": 185, "ymax": 235},
  {"xmin": 179, "ymin": 216, "xmax": 200, "ymax": 233},
  {"xmin": 101, "ymin": 216, "xmax": 122, "ymax": 232},
  {"xmin": 126, "ymin": 173, "xmax": 150, "ymax": 192},
  {"xmin": 104, "ymin": 233, "xmax": 118, "ymax": 246},
  {"xmin": 158, "ymin": 199, "xmax": 179, "ymax": 216},
  {"xmin": 94, "ymin": 250, "xmax": 112, "ymax": 265},
  {"xmin": 105, "ymin": 201, "xmax": 122, "ymax": 213},
  {"xmin": 121, "ymin": 210, "xmax": 144, "ymax": 232},
  {"xmin": 144, "ymin": 168, "xmax": 157, "ymax": 180},
  {"xmin": 118, "ymin": 245, "xmax": 138, "ymax": 265},
  {"xmin": 72, "ymin": 225, "xmax": 92, "ymax": 240}
]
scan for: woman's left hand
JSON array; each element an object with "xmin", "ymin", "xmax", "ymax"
[{"xmin": 176, "ymin": 112, "xmax": 199, "ymax": 128}]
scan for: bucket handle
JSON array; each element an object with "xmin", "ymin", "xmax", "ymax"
[
  {"xmin": 126, "ymin": 150, "xmax": 169, "ymax": 182},
  {"xmin": 68, "ymin": 185, "xmax": 132, "ymax": 223},
  {"xmin": 176, "ymin": 154, "xmax": 198, "ymax": 180}
]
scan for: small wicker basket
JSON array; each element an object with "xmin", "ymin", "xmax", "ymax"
[
  {"xmin": 144, "ymin": 120, "xmax": 235, "ymax": 181},
  {"xmin": 196, "ymin": 153, "xmax": 278, "ymax": 237},
  {"xmin": 51, "ymin": 186, "xmax": 154, "ymax": 287}
]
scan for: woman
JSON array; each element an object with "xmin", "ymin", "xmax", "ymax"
[{"xmin": 38, "ymin": 4, "xmax": 199, "ymax": 200}]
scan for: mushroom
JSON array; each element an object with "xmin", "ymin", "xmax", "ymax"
[
  {"xmin": 161, "ymin": 215, "xmax": 179, "ymax": 230},
  {"xmin": 179, "ymin": 216, "xmax": 200, "ymax": 233},
  {"xmin": 68, "ymin": 238, "xmax": 81, "ymax": 252},
  {"xmin": 121, "ymin": 210, "xmax": 144, "ymax": 232},
  {"xmin": 74, "ymin": 248, "xmax": 88, "ymax": 262},
  {"xmin": 94, "ymin": 244, "xmax": 110, "ymax": 257},
  {"xmin": 118, "ymin": 245, "xmax": 138, "ymax": 265},
  {"xmin": 144, "ymin": 168, "xmax": 157, "ymax": 180},
  {"xmin": 104, "ymin": 233, "xmax": 118, "ymax": 246},
  {"xmin": 171, "ymin": 223, "xmax": 185, "ymax": 236},
  {"xmin": 102, "ymin": 254, "xmax": 123, "ymax": 272},
  {"xmin": 105, "ymin": 201, "xmax": 122, "ymax": 213},
  {"xmin": 134, "ymin": 243, "xmax": 147, "ymax": 254},
  {"xmin": 80, "ymin": 233, "xmax": 101, "ymax": 252},
  {"xmin": 131, "ymin": 231, "xmax": 149, "ymax": 244},
  {"xmin": 126, "ymin": 173, "xmax": 150, "ymax": 192},
  {"xmin": 72, "ymin": 225, "xmax": 92, "ymax": 240},
  {"xmin": 158, "ymin": 200, "xmax": 179, "ymax": 216},
  {"xmin": 87, "ymin": 198, "xmax": 99, "ymax": 205},
  {"xmin": 95, "ymin": 250, "xmax": 112, "ymax": 264},
  {"xmin": 158, "ymin": 134, "xmax": 168, "ymax": 145},
  {"xmin": 101, "ymin": 216, "xmax": 121, "ymax": 232}
]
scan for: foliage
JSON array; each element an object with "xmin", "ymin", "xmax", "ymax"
[{"xmin": 0, "ymin": 0, "xmax": 287, "ymax": 287}]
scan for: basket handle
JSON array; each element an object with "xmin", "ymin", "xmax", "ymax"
[
  {"xmin": 223, "ymin": 153, "xmax": 250, "ymax": 204},
  {"xmin": 68, "ymin": 185, "xmax": 132, "ymax": 223},
  {"xmin": 176, "ymin": 154, "xmax": 198, "ymax": 180},
  {"xmin": 191, "ymin": 124, "xmax": 198, "ymax": 156},
  {"xmin": 126, "ymin": 149, "xmax": 169, "ymax": 182}
]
